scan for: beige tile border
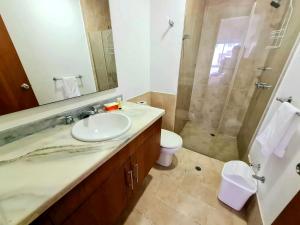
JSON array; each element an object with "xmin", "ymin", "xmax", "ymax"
[{"xmin": 128, "ymin": 92, "xmax": 177, "ymax": 131}]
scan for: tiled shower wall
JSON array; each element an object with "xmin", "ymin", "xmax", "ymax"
[
  {"xmin": 176, "ymin": 0, "xmax": 296, "ymax": 161},
  {"xmin": 188, "ymin": 0, "xmax": 255, "ymax": 134},
  {"xmin": 174, "ymin": 0, "xmax": 205, "ymax": 133},
  {"xmin": 238, "ymin": 0, "xmax": 300, "ymax": 160},
  {"xmin": 218, "ymin": 0, "xmax": 292, "ymax": 138}
]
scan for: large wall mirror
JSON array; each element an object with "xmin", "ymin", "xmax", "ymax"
[{"xmin": 0, "ymin": 0, "xmax": 118, "ymax": 116}]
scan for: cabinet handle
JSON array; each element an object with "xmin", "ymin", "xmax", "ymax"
[
  {"xmin": 20, "ymin": 83, "xmax": 31, "ymax": 90},
  {"xmin": 128, "ymin": 170, "xmax": 134, "ymax": 190},
  {"xmin": 135, "ymin": 163, "xmax": 139, "ymax": 183}
]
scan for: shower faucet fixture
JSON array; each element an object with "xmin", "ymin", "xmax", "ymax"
[
  {"xmin": 270, "ymin": 0, "xmax": 281, "ymax": 8},
  {"xmin": 256, "ymin": 82, "xmax": 272, "ymax": 89},
  {"xmin": 252, "ymin": 174, "xmax": 265, "ymax": 183}
]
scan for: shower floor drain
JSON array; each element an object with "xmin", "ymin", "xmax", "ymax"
[{"xmin": 195, "ymin": 166, "xmax": 201, "ymax": 171}]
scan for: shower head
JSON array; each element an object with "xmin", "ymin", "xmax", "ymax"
[{"xmin": 270, "ymin": 0, "xmax": 281, "ymax": 8}]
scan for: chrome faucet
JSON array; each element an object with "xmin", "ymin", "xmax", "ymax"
[
  {"xmin": 252, "ymin": 174, "xmax": 265, "ymax": 183},
  {"xmin": 79, "ymin": 106, "xmax": 98, "ymax": 119}
]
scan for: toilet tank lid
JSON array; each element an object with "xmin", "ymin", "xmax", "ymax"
[{"xmin": 161, "ymin": 129, "xmax": 183, "ymax": 148}]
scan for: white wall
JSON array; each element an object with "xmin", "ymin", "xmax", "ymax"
[
  {"xmin": 0, "ymin": 0, "xmax": 97, "ymax": 105},
  {"xmin": 110, "ymin": 0, "xmax": 151, "ymax": 99},
  {"xmin": 249, "ymin": 38, "xmax": 300, "ymax": 225},
  {"xmin": 150, "ymin": 0, "xmax": 186, "ymax": 94}
]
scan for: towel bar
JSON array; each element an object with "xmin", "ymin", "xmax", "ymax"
[
  {"xmin": 276, "ymin": 96, "xmax": 300, "ymax": 116},
  {"xmin": 53, "ymin": 75, "xmax": 82, "ymax": 81}
]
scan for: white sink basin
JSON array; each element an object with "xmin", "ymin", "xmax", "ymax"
[{"xmin": 71, "ymin": 112, "xmax": 131, "ymax": 142}]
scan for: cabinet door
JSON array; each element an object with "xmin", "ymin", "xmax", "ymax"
[
  {"xmin": 132, "ymin": 127, "xmax": 161, "ymax": 187},
  {"xmin": 63, "ymin": 159, "xmax": 132, "ymax": 225},
  {"xmin": 31, "ymin": 215, "xmax": 53, "ymax": 225}
]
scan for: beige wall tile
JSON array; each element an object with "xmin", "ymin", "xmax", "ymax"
[
  {"xmin": 127, "ymin": 92, "xmax": 152, "ymax": 106},
  {"xmin": 128, "ymin": 92, "xmax": 176, "ymax": 131},
  {"xmin": 189, "ymin": 0, "xmax": 254, "ymax": 133},
  {"xmin": 88, "ymin": 31, "xmax": 109, "ymax": 90},
  {"xmin": 80, "ymin": 0, "xmax": 111, "ymax": 32},
  {"xmin": 175, "ymin": 0, "xmax": 206, "ymax": 133},
  {"xmin": 80, "ymin": 0, "xmax": 118, "ymax": 92},
  {"xmin": 151, "ymin": 92, "xmax": 177, "ymax": 131}
]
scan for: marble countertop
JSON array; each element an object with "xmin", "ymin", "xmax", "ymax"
[{"xmin": 0, "ymin": 102, "xmax": 164, "ymax": 225}]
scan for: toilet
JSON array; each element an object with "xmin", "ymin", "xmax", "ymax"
[{"xmin": 156, "ymin": 129, "xmax": 183, "ymax": 167}]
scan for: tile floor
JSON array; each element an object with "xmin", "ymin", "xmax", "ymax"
[
  {"xmin": 121, "ymin": 148, "xmax": 247, "ymax": 225},
  {"xmin": 180, "ymin": 122, "xmax": 239, "ymax": 162}
]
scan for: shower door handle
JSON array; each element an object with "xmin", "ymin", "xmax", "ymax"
[
  {"xmin": 255, "ymin": 82, "xmax": 272, "ymax": 89},
  {"xmin": 256, "ymin": 67, "xmax": 272, "ymax": 71}
]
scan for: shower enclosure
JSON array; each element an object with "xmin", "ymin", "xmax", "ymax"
[{"xmin": 175, "ymin": 0, "xmax": 299, "ymax": 162}]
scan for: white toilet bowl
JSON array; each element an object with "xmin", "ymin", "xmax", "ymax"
[{"xmin": 156, "ymin": 129, "xmax": 183, "ymax": 167}]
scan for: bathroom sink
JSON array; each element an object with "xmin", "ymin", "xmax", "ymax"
[{"xmin": 72, "ymin": 112, "xmax": 131, "ymax": 142}]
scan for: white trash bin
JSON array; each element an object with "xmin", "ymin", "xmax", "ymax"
[{"xmin": 218, "ymin": 160, "xmax": 257, "ymax": 210}]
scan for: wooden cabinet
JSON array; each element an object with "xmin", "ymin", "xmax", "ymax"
[
  {"xmin": 131, "ymin": 129, "xmax": 161, "ymax": 189},
  {"xmin": 62, "ymin": 159, "xmax": 131, "ymax": 225},
  {"xmin": 31, "ymin": 118, "xmax": 162, "ymax": 225},
  {"xmin": 31, "ymin": 214, "xmax": 53, "ymax": 225},
  {"xmin": 272, "ymin": 191, "xmax": 300, "ymax": 225}
]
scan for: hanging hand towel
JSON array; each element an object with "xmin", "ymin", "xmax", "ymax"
[
  {"xmin": 62, "ymin": 76, "xmax": 81, "ymax": 99},
  {"xmin": 256, "ymin": 102, "xmax": 299, "ymax": 158}
]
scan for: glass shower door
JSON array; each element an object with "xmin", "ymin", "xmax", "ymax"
[{"xmin": 180, "ymin": 0, "xmax": 255, "ymax": 161}]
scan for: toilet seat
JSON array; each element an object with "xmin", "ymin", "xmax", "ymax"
[{"xmin": 160, "ymin": 129, "xmax": 182, "ymax": 148}]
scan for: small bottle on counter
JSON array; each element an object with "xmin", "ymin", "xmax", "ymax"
[{"xmin": 117, "ymin": 97, "xmax": 122, "ymax": 110}]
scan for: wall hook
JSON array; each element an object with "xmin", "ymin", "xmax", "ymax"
[{"xmin": 169, "ymin": 19, "xmax": 174, "ymax": 27}]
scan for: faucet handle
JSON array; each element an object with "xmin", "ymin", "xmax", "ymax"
[
  {"xmin": 90, "ymin": 105, "xmax": 100, "ymax": 113},
  {"xmin": 65, "ymin": 115, "xmax": 74, "ymax": 125}
]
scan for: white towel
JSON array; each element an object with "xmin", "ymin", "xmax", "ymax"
[
  {"xmin": 256, "ymin": 102, "xmax": 299, "ymax": 158},
  {"xmin": 62, "ymin": 76, "xmax": 81, "ymax": 99}
]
